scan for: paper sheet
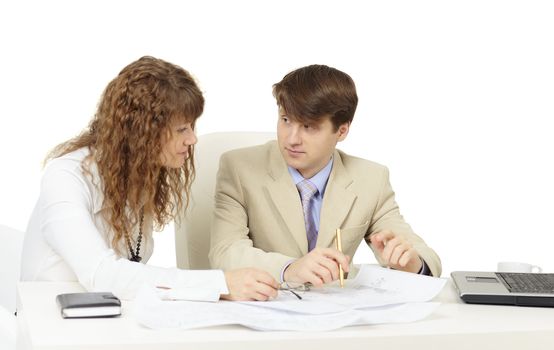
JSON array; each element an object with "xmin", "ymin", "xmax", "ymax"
[
  {"xmin": 134, "ymin": 265, "xmax": 447, "ymax": 331},
  {"xmin": 236, "ymin": 265, "xmax": 446, "ymax": 314}
]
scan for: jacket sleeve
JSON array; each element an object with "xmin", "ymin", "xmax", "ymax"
[
  {"xmin": 365, "ymin": 166, "xmax": 442, "ymax": 277},
  {"xmin": 209, "ymin": 152, "xmax": 292, "ymax": 281},
  {"xmin": 38, "ymin": 161, "xmax": 228, "ymax": 300}
]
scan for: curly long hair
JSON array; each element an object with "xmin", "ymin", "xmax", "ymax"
[{"xmin": 46, "ymin": 56, "xmax": 204, "ymax": 252}]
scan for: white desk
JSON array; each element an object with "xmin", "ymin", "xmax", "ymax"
[{"xmin": 16, "ymin": 281, "xmax": 554, "ymax": 350}]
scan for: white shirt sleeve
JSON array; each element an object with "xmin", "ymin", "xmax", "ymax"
[{"xmin": 38, "ymin": 160, "xmax": 228, "ymax": 300}]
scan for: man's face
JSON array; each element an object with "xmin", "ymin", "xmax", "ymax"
[{"xmin": 277, "ymin": 108, "xmax": 349, "ymax": 179}]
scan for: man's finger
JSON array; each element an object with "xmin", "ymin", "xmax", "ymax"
[
  {"xmin": 382, "ymin": 237, "xmax": 402, "ymax": 262},
  {"xmin": 398, "ymin": 249, "xmax": 417, "ymax": 268},
  {"xmin": 313, "ymin": 262, "xmax": 334, "ymax": 283},
  {"xmin": 372, "ymin": 230, "xmax": 395, "ymax": 243},
  {"xmin": 321, "ymin": 249, "xmax": 350, "ymax": 272},
  {"xmin": 389, "ymin": 242, "xmax": 409, "ymax": 265},
  {"xmin": 305, "ymin": 271, "xmax": 325, "ymax": 287},
  {"xmin": 318, "ymin": 257, "xmax": 339, "ymax": 280}
]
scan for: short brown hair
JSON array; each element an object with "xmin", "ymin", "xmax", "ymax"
[{"xmin": 272, "ymin": 64, "xmax": 358, "ymax": 131}]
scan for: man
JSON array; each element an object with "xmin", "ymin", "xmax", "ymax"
[{"xmin": 209, "ymin": 65, "xmax": 441, "ymax": 286}]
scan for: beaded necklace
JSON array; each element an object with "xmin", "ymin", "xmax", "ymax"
[{"xmin": 126, "ymin": 209, "xmax": 144, "ymax": 262}]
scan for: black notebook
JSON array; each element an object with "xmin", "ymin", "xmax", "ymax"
[{"xmin": 56, "ymin": 292, "xmax": 121, "ymax": 318}]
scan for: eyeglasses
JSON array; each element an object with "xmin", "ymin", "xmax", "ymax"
[{"xmin": 279, "ymin": 282, "xmax": 311, "ymax": 300}]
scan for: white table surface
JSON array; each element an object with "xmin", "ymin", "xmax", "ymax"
[{"xmin": 16, "ymin": 280, "xmax": 554, "ymax": 350}]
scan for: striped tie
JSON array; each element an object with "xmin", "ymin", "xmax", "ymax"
[{"xmin": 296, "ymin": 179, "xmax": 319, "ymax": 251}]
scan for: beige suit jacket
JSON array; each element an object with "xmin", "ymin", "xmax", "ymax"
[{"xmin": 209, "ymin": 141, "xmax": 442, "ymax": 280}]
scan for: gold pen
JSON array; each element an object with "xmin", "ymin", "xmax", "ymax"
[{"xmin": 335, "ymin": 228, "xmax": 344, "ymax": 288}]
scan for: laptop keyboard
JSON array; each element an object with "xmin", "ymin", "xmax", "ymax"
[{"xmin": 497, "ymin": 273, "xmax": 554, "ymax": 293}]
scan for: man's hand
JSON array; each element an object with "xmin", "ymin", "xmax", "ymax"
[
  {"xmin": 221, "ymin": 268, "xmax": 279, "ymax": 301},
  {"xmin": 370, "ymin": 230, "xmax": 422, "ymax": 273},
  {"xmin": 284, "ymin": 248, "xmax": 350, "ymax": 287}
]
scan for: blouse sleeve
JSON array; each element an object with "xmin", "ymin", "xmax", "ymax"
[{"xmin": 38, "ymin": 161, "xmax": 228, "ymax": 300}]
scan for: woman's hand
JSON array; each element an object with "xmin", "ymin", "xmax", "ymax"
[{"xmin": 221, "ymin": 268, "xmax": 279, "ymax": 301}]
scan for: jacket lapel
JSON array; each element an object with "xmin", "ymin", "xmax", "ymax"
[
  {"xmin": 318, "ymin": 150, "xmax": 357, "ymax": 249},
  {"xmin": 264, "ymin": 142, "xmax": 309, "ymax": 254}
]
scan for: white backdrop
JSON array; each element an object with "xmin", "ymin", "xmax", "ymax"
[{"xmin": 1, "ymin": 0, "xmax": 553, "ymax": 276}]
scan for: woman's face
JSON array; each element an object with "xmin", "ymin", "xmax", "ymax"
[{"xmin": 160, "ymin": 121, "xmax": 197, "ymax": 168}]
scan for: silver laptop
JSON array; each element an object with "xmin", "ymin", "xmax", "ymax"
[{"xmin": 451, "ymin": 271, "xmax": 554, "ymax": 307}]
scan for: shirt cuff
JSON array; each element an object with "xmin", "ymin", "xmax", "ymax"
[
  {"xmin": 154, "ymin": 269, "xmax": 229, "ymax": 302},
  {"xmin": 280, "ymin": 259, "xmax": 297, "ymax": 283},
  {"xmin": 417, "ymin": 257, "xmax": 432, "ymax": 276},
  {"xmin": 216, "ymin": 269, "xmax": 230, "ymax": 294}
]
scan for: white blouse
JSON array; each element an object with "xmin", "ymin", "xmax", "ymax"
[{"xmin": 20, "ymin": 147, "xmax": 228, "ymax": 300}]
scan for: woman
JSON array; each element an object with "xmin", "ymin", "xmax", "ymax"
[{"xmin": 20, "ymin": 56, "xmax": 278, "ymax": 301}]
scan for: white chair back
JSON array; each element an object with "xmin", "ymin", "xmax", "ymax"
[
  {"xmin": 0, "ymin": 306, "xmax": 16, "ymax": 350},
  {"xmin": 0, "ymin": 224, "xmax": 23, "ymax": 350},
  {"xmin": 175, "ymin": 132, "xmax": 275, "ymax": 269},
  {"xmin": 0, "ymin": 225, "xmax": 24, "ymax": 314}
]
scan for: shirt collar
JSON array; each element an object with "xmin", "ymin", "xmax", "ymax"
[{"xmin": 288, "ymin": 157, "xmax": 334, "ymax": 196}]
